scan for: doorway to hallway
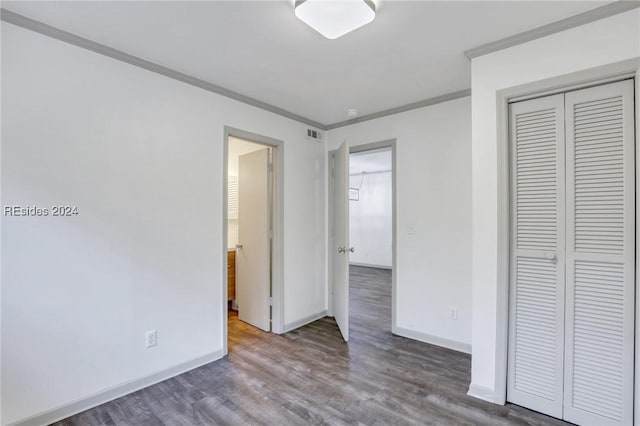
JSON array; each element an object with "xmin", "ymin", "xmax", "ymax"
[
  {"xmin": 329, "ymin": 140, "xmax": 397, "ymax": 342},
  {"xmin": 348, "ymin": 147, "xmax": 393, "ymax": 337}
]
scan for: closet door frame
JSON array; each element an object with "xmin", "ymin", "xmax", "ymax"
[{"xmin": 493, "ymin": 58, "xmax": 640, "ymax": 411}]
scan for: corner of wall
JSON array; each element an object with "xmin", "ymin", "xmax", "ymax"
[{"xmin": 467, "ymin": 383, "xmax": 503, "ymax": 405}]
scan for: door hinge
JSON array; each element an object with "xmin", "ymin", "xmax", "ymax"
[
  {"xmin": 269, "ymin": 297, "xmax": 273, "ymax": 306},
  {"xmin": 268, "ymin": 229, "xmax": 273, "ymax": 239},
  {"xmin": 268, "ymin": 162, "xmax": 274, "ymax": 173}
]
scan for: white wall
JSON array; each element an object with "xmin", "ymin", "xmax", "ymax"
[
  {"xmin": 469, "ymin": 9, "xmax": 640, "ymax": 404},
  {"xmin": 1, "ymin": 23, "xmax": 326, "ymax": 425},
  {"xmin": 349, "ymin": 151, "xmax": 392, "ymax": 268},
  {"xmin": 328, "ymin": 96, "xmax": 472, "ymax": 351}
]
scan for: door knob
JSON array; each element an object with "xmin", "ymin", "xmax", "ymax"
[
  {"xmin": 348, "ymin": 247, "xmax": 355, "ymax": 253},
  {"xmin": 235, "ymin": 244, "xmax": 243, "ymax": 249},
  {"xmin": 337, "ymin": 247, "xmax": 346, "ymax": 253}
]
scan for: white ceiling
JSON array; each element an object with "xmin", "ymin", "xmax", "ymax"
[
  {"xmin": 350, "ymin": 148, "xmax": 392, "ymax": 175},
  {"xmin": 3, "ymin": 1, "xmax": 608, "ymax": 126}
]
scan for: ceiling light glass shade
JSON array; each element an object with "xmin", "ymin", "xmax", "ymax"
[{"xmin": 295, "ymin": 0, "xmax": 376, "ymax": 40}]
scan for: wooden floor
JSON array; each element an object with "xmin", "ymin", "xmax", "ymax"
[{"xmin": 54, "ymin": 266, "xmax": 568, "ymax": 425}]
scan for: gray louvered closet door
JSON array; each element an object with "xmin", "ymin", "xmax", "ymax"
[
  {"xmin": 508, "ymin": 94, "xmax": 566, "ymax": 418},
  {"xmin": 563, "ymin": 79, "xmax": 635, "ymax": 426},
  {"xmin": 508, "ymin": 79, "xmax": 635, "ymax": 425}
]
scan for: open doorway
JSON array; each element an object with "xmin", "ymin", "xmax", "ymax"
[
  {"xmin": 223, "ymin": 127, "xmax": 284, "ymax": 355},
  {"xmin": 348, "ymin": 146, "xmax": 394, "ymax": 338},
  {"xmin": 329, "ymin": 139, "xmax": 396, "ymax": 343}
]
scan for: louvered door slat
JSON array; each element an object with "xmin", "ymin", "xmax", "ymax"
[
  {"xmin": 564, "ymin": 79, "xmax": 635, "ymax": 426},
  {"xmin": 507, "ymin": 94, "xmax": 565, "ymax": 418}
]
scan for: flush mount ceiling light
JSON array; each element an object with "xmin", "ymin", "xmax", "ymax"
[{"xmin": 295, "ymin": 0, "xmax": 376, "ymax": 40}]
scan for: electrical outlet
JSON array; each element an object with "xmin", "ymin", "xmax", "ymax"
[
  {"xmin": 407, "ymin": 224, "xmax": 416, "ymax": 235},
  {"xmin": 146, "ymin": 330, "xmax": 157, "ymax": 348},
  {"xmin": 449, "ymin": 308, "xmax": 458, "ymax": 320}
]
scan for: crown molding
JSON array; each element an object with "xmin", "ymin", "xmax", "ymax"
[
  {"xmin": 8, "ymin": 2, "xmax": 630, "ymax": 132},
  {"xmin": 325, "ymin": 89, "xmax": 471, "ymax": 130},
  {"xmin": 0, "ymin": 8, "xmax": 328, "ymax": 130},
  {"xmin": 1, "ymin": 7, "xmax": 471, "ymax": 133},
  {"xmin": 465, "ymin": 1, "xmax": 640, "ymax": 60}
]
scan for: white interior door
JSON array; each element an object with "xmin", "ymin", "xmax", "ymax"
[
  {"xmin": 237, "ymin": 148, "xmax": 271, "ymax": 332},
  {"xmin": 332, "ymin": 141, "xmax": 349, "ymax": 342},
  {"xmin": 507, "ymin": 94, "xmax": 566, "ymax": 418},
  {"xmin": 563, "ymin": 79, "xmax": 635, "ymax": 426}
]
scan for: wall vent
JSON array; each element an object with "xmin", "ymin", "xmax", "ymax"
[{"xmin": 306, "ymin": 128, "xmax": 323, "ymax": 142}]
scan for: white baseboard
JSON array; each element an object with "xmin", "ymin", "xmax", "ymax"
[
  {"xmin": 9, "ymin": 350, "xmax": 224, "ymax": 426},
  {"xmin": 467, "ymin": 383, "xmax": 502, "ymax": 404},
  {"xmin": 349, "ymin": 262, "xmax": 392, "ymax": 270},
  {"xmin": 283, "ymin": 310, "xmax": 327, "ymax": 333},
  {"xmin": 393, "ymin": 326, "xmax": 471, "ymax": 354}
]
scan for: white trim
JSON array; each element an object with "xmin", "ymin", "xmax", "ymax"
[
  {"xmin": 8, "ymin": 350, "xmax": 224, "ymax": 426},
  {"xmin": 349, "ymin": 262, "xmax": 392, "ymax": 270},
  {"xmin": 283, "ymin": 310, "xmax": 327, "ymax": 333},
  {"xmin": 490, "ymin": 59, "xmax": 640, "ymax": 410},
  {"xmin": 467, "ymin": 383, "xmax": 501, "ymax": 404},
  {"xmin": 393, "ymin": 326, "xmax": 471, "ymax": 354}
]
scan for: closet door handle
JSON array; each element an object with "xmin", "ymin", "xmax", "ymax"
[{"xmin": 545, "ymin": 253, "xmax": 557, "ymax": 263}]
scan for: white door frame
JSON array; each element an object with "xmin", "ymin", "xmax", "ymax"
[
  {"xmin": 328, "ymin": 139, "xmax": 398, "ymax": 333},
  {"xmin": 222, "ymin": 126, "xmax": 285, "ymax": 355},
  {"xmin": 493, "ymin": 59, "xmax": 639, "ymax": 413}
]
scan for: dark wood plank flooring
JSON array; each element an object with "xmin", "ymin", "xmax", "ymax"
[{"xmin": 53, "ymin": 266, "xmax": 568, "ymax": 425}]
